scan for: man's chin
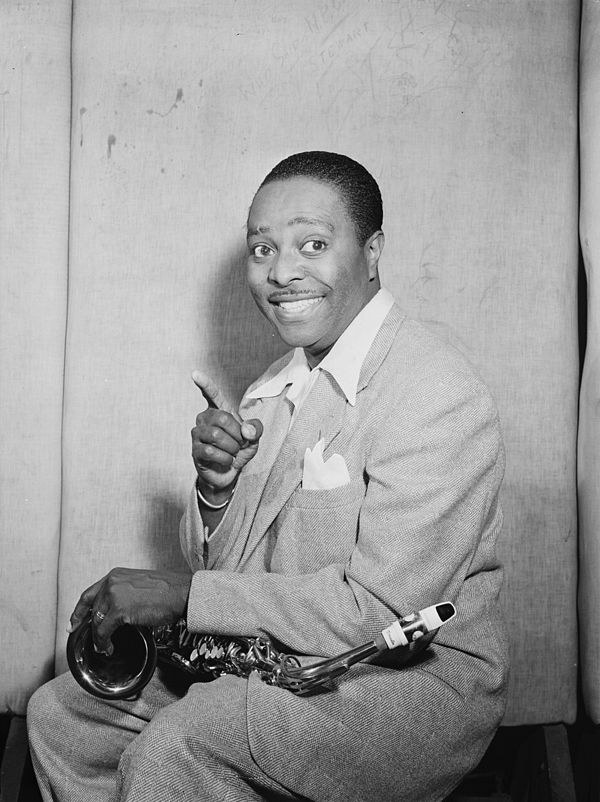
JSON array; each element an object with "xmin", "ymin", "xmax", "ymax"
[
  {"xmin": 276, "ymin": 330, "xmax": 318, "ymax": 349},
  {"xmin": 272, "ymin": 329, "xmax": 335, "ymax": 366},
  {"xmin": 270, "ymin": 318, "xmax": 323, "ymax": 348}
]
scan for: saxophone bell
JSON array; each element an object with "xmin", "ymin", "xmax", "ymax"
[{"xmin": 67, "ymin": 618, "xmax": 157, "ymax": 700}]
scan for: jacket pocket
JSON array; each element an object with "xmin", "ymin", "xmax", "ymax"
[
  {"xmin": 270, "ymin": 481, "xmax": 366, "ymax": 573},
  {"xmin": 286, "ymin": 478, "xmax": 365, "ymax": 509}
]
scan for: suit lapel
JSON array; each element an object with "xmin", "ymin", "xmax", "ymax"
[
  {"xmin": 356, "ymin": 303, "xmax": 406, "ymax": 394},
  {"xmin": 237, "ymin": 370, "xmax": 348, "ymax": 569},
  {"xmin": 242, "ymin": 391, "xmax": 293, "ymax": 500}
]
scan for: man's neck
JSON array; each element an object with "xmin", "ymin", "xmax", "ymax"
[{"xmin": 303, "ymin": 280, "xmax": 381, "ymax": 369}]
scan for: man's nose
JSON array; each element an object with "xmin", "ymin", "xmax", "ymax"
[{"xmin": 268, "ymin": 250, "xmax": 305, "ymax": 285}]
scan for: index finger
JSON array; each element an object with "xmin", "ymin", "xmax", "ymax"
[
  {"xmin": 191, "ymin": 371, "xmax": 241, "ymax": 422},
  {"xmin": 68, "ymin": 576, "xmax": 106, "ymax": 632}
]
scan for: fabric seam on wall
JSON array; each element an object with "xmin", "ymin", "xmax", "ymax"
[{"xmin": 54, "ymin": 0, "xmax": 75, "ymax": 668}]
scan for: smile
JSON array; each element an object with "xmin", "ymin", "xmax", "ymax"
[{"xmin": 271, "ymin": 296, "xmax": 324, "ymax": 320}]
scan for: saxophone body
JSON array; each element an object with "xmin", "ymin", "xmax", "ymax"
[{"xmin": 67, "ymin": 603, "xmax": 455, "ymax": 700}]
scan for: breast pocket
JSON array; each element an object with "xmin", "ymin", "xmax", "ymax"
[
  {"xmin": 270, "ymin": 479, "xmax": 366, "ymax": 574},
  {"xmin": 287, "ymin": 479, "xmax": 365, "ymax": 509}
]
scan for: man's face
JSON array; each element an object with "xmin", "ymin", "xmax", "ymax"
[{"xmin": 246, "ymin": 177, "xmax": 383, "ymax": 367}]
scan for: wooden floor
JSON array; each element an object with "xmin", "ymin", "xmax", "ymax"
[{"xmin": 1, "ymin": 715, "xmax": 596, "ymax": 802}]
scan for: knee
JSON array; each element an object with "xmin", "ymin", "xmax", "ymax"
[
  {"xmin": 117, "ymin": 712, "xmax": 216, "ymax": 799},
  {"xmin": 120, "ymin": 678, "xmax": 248, "ymax": 778},
  {"xmin": 121, "ymin": 708, "xmax": 191, "ymax": 772},
  {"xmin": 27, "ymin": 680, "xmax": 59, "ymax": 740},
  {"xmin": 27, "ymin": 673, "xmax": 83, "ymax": 745}
]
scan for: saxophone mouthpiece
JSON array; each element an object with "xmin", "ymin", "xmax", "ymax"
[
  {"xmin": 380, "ymin": 602, "xmax": 456, "ymax": 650},
  {"xmin": 422, "ymin": 602, "xmax": 456, "ymax": 627},
  {"xmin": 436, "ymin": 602, "xmax": 455, "ymax": 622}
]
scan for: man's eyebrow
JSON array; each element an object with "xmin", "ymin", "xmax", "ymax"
[
  {"xmin": 287, "ymin": 216, "xmax": 334, "ymax": 231},
  {"xmin": 247, "ymin": 225, "xmax": 271, "ymax": 237},
  {"xmin": 246, "ymin": 217, "xmax": 335, "ymax": 238}
]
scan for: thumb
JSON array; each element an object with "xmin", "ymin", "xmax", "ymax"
[
  {"xmin": 232, "ymin": 418, "xmax": 263, "ymax": 472},
  {"xmin": 191, "ymin": 371, "xmax": 240, "ymax": 421},
  {"xmin": 241, "ymin": 418, "xmax": 263, "ymax": 444}
]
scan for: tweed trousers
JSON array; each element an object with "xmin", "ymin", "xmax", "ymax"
[{"xmin": 27, "ymin": 671, "xmax": 298, "ymax": 802}]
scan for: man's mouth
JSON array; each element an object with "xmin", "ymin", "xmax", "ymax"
[
  {"xmin": 268, "ymin": 295, "xmax": 325, "ymax": 321},
  {"xmin": 274, "ymin": 297, "xmax": 322, "ymax": 312}
]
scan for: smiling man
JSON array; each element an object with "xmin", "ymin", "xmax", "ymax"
[
  {"xmin": 246, "ymin": 173, "xmax": 383, "ymax": 363},
  {"xmin": 28, "ymin": 152, "xmax": 508, "ymax": 802}
]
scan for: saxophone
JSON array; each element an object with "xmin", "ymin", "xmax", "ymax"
[{"xmin": 67, "ymin": 602, "xmax": 455, "ymax": 700}]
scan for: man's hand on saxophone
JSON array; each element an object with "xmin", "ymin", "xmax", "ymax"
[{"xmin": 67, "ymin": 567, "xmax": 193, "ymax": 656}]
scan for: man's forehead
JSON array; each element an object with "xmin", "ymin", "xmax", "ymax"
[
  {"xmin": 247, "ymin": 216, "xmax": 335, "ymax": 237},
  {"xmin": 247, "ymin": 178, "xmax": 346, "ymax": 234}
]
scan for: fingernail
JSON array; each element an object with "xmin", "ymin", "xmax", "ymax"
[{"xmin": 243, "ymin": 424, "xmax": 255, "ymax": 439}]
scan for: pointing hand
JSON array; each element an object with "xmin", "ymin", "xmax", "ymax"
[{"xmin": 191, "ymin": 371, "xmax": 263, "ymax": 503}]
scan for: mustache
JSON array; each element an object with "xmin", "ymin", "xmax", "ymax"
[{"xmin": 267, "ymin": 289, "xmax": 324, "ymax": 302}]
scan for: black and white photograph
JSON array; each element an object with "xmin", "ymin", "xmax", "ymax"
[{"xmin": 0, "ymin": 2, "xmax": 595, "ymax": 800}]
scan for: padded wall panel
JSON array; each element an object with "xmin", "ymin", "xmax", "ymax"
[
  {"xmin": 0, "ymin": 1, "xmax": 72, "ymax": 713},
  {"xmin": 56, "ymin": 0, "xmax": 579, "ymax": 724},
  {"xmin": 579, "ymin": 0, "xmax": 600, "ymax": 724}
]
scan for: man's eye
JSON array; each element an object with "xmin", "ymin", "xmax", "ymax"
[
  {"xmin": 300, "ymin": 240, "xmax": 327, "ymax": 254},
  {"xmin": 251, "ymin": 244, "xmax": 273, "ymax": 258}
]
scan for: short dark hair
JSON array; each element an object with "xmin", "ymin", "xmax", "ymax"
[{"xmin": 258, "ymin": 151, "xmax": 383, "ymax": 245}]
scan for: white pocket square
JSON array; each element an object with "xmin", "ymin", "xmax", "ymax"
[{"xmin": 302, "ymin": 438, "xmax": 350, "ymax": 490}]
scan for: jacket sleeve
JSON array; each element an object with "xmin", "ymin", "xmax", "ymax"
[{"xmin": 184, "ymin": 368, "xmax": 505, "ymax": 658}]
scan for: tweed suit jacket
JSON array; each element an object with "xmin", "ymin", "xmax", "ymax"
[{"xmin": 179, "ymin": 303, "xmax": 508, "ymax": 802}]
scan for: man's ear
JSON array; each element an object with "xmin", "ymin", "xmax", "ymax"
[{"xmin": 364, "ymin": 230, "xmax": 385, "ymax": 280}]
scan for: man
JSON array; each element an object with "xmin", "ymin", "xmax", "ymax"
[{"xmin": 28, "ymin": 151, "xmax": 508, "ymax": 801}]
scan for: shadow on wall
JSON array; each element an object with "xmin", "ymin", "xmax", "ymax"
[
  {"xmin": 145, "ymin": 487, "xmax": 190, "ymax": 570},
  {"xmin": 200, "ymin": 243, "xmax": 287, "ymax": 406}
]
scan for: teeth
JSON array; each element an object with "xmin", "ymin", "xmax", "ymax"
[{"xmin": 278, "ymin": 298, "xmax": 321, "ymax": 312}]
